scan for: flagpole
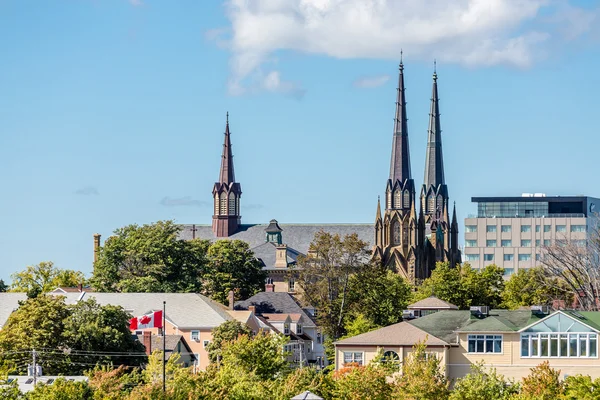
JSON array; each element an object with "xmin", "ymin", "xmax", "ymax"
[{"xmin": 163, "ymin": 300, "xmax": 166, "ymax": 393}]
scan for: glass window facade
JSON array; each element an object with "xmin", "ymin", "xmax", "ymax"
[
  {"xmin": 477, "ymin": 201, "xmax": 549, "ymax": 218},
  {"xmin": 571, "ymin": 225, "xmax": 587, "ymax": 232},
  {"xmin": 521, "ymin": 333, "xmax": 597, "ymax": 358}
]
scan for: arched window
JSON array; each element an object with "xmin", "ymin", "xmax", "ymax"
[
  {"xmin": 392, "ymin": 221, "xmax": 401, "ymax": 245},
  {"xmin": 214, "ymin": 194, "xmax": 220, "ymax": 215},
  {"xmin": 394, "ymin": 190, "xmax": 401, "ymax": 209},
  {"xmin": 437, "ymin": 195, "xmax": 443, "ymax": 211},
  {"xmin": 428, "ymin": 195, "xmax": 435, "ymax": 213},
  {"xmin": 229, "ymin": 195, "xmax": 236, "ymax": 215},
  {"xmin": 386, "ymin": 191, "xmax": 392, "ymax": 209},
  {"xmin": 403, "ymin": 226, "xmax": 409, "ymax": 246},
  {"xmin": 403, "ymin": 190, "xmax": 410, "ymax": 208},
  {"xmin": 382, "ymin": 350, "xmax": 399, "ymax": 362},
  {"xmin": 220, "ymin": 197, "xmax": 227, "ymax": 214}
]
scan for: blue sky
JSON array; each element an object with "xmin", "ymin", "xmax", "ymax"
[{"xmin": 1, "ymin": 0, "xmax": 599, "ymax": 281}]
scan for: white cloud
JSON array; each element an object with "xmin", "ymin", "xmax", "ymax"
[
  {"xmin": 353, "ymin": 74, "xmax": 390, "ymax": 88},
  {"xmin": 213, "ymin": 0, "xmax": 597, "ymax": 95}
]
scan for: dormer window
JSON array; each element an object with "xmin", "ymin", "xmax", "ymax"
[
  {"xmin": 284, "ymin": 323, "xmax": 290, "ymax": 335},
  {"xmin": 296, "ymin": 323, "xmax": 302, "ymax": 334}
]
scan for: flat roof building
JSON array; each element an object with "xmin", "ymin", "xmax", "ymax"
[{"xmin": 463, "ymin": 194, "xmax": 600, "ymax": 274}]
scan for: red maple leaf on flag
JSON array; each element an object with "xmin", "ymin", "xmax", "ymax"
[{"xmin": 139, "ymin": 315, "xmax": 152, "ymax": 325}]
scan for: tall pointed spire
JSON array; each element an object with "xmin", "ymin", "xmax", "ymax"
[
  {"xmin": 389, "ymin": 53, "xmax": 411, "ymax": 183},
  {"xmin": 375, "ymin": 196, "xmax": 382, "ymax": 221},
  {"xmin": 219, "ymin": 112, "xmax": 235, "ymax": 184},
  {"xmin": 423, "ymin": 64, "xmax": 444, "ymax": 189}
]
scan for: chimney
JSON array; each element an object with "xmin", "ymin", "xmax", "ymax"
[
  {"xmin": 248, "ymin": 305, "xmax": 256, "ymax": 313},
  {"xmin": 275, "ymin": 244, "xmax": 288, "ymax": 268},
  {"xmin": 142, "ymin": 331, "xmax": 152, "ymax": 355},
  {"xmin": 78, "ymin": 283, "xmax": 83, "ymax": 292},
  {"xmin": 265, "ymin": 283, "xmax": 275, "ymax": 292},
  {"xmin": 228, "ymin": 290, "xmax": 235, "ymax": 310},
  {"xmin": 93, "ymin": 233, "xmax": 101, "ymax": 263}
]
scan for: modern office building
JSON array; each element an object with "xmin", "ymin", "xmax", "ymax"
[{"xmin": 463, "ymin": 194, "xmax": 600, "ymax": 274}]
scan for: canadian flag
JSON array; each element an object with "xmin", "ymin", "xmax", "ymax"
[{"xmin": 129, "ymin": 310, "xmax": 163, "ymax": 330}]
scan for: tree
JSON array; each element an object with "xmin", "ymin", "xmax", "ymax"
[
  {"xmin": 9, "ymin": 262, "xmax": 86, "ymax": 297},
  {"xmin": 207, "ymin": 320, "xmax": 253, "ymax": 363},
  {"xmin": 541, "ymin": 225, "xmax": 600, "ymax": 310},
  {"xmin": 392, "ymin": 340, "xmax": 450, "ymax": 400},
  {"xmin": 332, "ymin": 364, "xmax": 392, "ymax": 400},
  {"xmin": 450, "ymin": 362, "xmax": 518, "ymax": 400},
  {"xmin": 562, "ymin": 374, "xmax": 600, "ymax": 400},
  {"xmin": 0, "ymin": 279, "xmax": 8, "ymax": 293},
  {"xmin": 25, "ymin": 378, "xmax": 93, "ymax": 400},
  {"xmin": 204, "ymin": 240, "xmax": 266, "ymax": 305},
  {"xmin": 91, "ymin": 220, "xmax": 209, "ymax": 293},
  {"xmin": 0, "ymin": 296, "xmax": 145, "ymax": 375},
  {"xmin": 269, "ymin": 367, "xmax": 330, "ymax": 400},
  {"xmin": 294, "ymin": 231, "xmax": 370, "ymax": 339},
  {"xmin": 347, "ymin": 264, "xmax": 412, "ymax": 327},
  {"xmin": 519, "ymin": 361, "xmax": 563, "ymax": 399},
  {"xmin": 413, "ymin": 263, "xmax": 505, "ymax": 309},
  {"xmin": 501, "ymin": 267, "xmax": 572, "ymax": 310}
]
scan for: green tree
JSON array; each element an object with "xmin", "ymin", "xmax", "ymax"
[
  {"xmin": 518, "ymin": 361, "xmax": 563, "ymax": 400},
  {"xmin": 87, "ymin": 365, "xmax": 143, "ymax": 400},
  {"xmin": 348, "ymin": 264, "xmax": 412, "ymax": 327},
  {"xmin": 450, "ymin": 362, "xmax": 518, "ymax": 400},
  {"xmin": 392, "ymin": 340, "xmax": 450, "ymax": 400},
  {"xmin": 207, "ymin": 320, "xmax": 253, "ymax": 363},
  {"xmin": 295, "ymin": 231, "xmax": 370, "ymax": 339},
  {"xmin": 91, "ymin": 220, "xmax": 209, "ymax": 293},
  {"xmin": 0, "ymin": 279, "xmax": 8, "ymax": 293},
  {"xmin": 0, "ymin": 374, "xmax": 23, "ymax": 400},
  {"xmin": 332, "ymin": 364, "xmax": 392, "ymax": 400},
  {"xmin": 501, "ymin": 267, "xmax": 572, "ymax": 309},
  {"xmin": 269, "ymin": 367, "xmax": 329, "ymax": 400},
  {"xmin": 342, "ymin": 313, "xmax": 379, "ymax": 338},
  {"xmin": 562, "ymin": 374, "xmax": 600, "ymax": 400},
  {"xmin": 10, "ymin": 262, "xmax": 86, "ymax": 297},
  {"xmin": 414, "ymin": 263, "xmax": 505, "ymax": 309},
  {"xmin": 25, "ymin": 378, "xmax": 93, "ymax": 400},
  {"xmin": 204, "ymin": 240, "xmax": 266, "ymax": 305}
]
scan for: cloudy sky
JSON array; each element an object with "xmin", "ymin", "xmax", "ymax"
[{"xmin": 0, "ymin": 0, "xmax": 599, "ymax": 280}]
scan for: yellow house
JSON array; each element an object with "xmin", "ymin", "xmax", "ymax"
[{"xmin": 335, "ymin": 304, "xmax": 600, "ymax": 381}]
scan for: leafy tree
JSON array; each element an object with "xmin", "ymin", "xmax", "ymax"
[
  {"xmin": 343, "ymin": 313, "xmax": 379, "ymax": 338},
  {"xmin": 501, "ymin": 267, "xmax": 572, "ymax": 309},
  {"xmin": 207, "ymin": 320, "xmax": 253, "ymax": 363},
  {"xmin": 414, "ymin": 263, "xmax": 505, "ymax": 309},
  {"xmin": 87, "ymin": 365, "xmax": 143, "ymax": 400},
  {"xmin": 218, "ymin": 332, "xmax": 290, "ymax": 381},
  {"xmin": 269, "ymin": 367, "xmax": 330, "ymax": 400},
  {"xmin": 295, "ymin": 231, "xmax": 370, "ymax": 339},
  {"xmin": 450, "ymin": 362, "xmax": 518, "ymax": 400},
  {"xmin": 204, "ymin": 240, "xmax": 266, "ymax": 305},
  {"xmin": 91, "ymin": 220, "xmax": 209, "ymax": 293},
  {"xmin": 392, "ymin": 340, "xmax": 450, "ymax": 400},
  {"xmin": 347, "ymin": 264, "xmax": 412, "ymax": 327},
  {"xmin": 0, "ymin": 374, "xmax": 23, "ymax": 400},
  {"xmin": 25, "ymin": 378, "xmax": 93, "ymax": 400},
  {"xmin": 562, "ymin": 374, "xmax": 600, "ymax": 400},
  {"xmin": 518, "ymin": 361, "xmax": 563, "ymax": 400},
  {"xmin": 331, "ymin": 364, "xmax": 392, "ymax": 400},
  {"xmin": 0, "ymin": 279, "xmax": 8, "ymax": 293},
  {"xmin": 10, "ymin": 262, "xmax": 86, "ymax": 297}
]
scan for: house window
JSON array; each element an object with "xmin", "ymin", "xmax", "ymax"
[
  {"xmin": 465, "ymin": 254, "xmax": 479, "ymax": 261},
  {"xmin": 571, "ymin": 225, "xmax": 587, "ymax": 233},
  {"xmin": 317, "ymin": 332, "xmax": 322, "ymax": 344},
  {"xmin": 504, "ymin": 268, "xmax": 514, "ymax": 276},
  {"xmin": 484, "ymin": 254, "xmax": 494, "ymax": 261},
  {"xmin": 519, "ymin": 253, "xmax": 531, "ymax": 261},
  {"xmin": 521, "ymin": 225, "xmax": 531, "ymax": 233},
  {"xmin": 203, "ymin": 340, "xmax": 210, "ymax": 348},
  {"xmin": 466, "ymin": 225, "xmax": 477, "ymax": 233},
  {"xmin": 536, "ymin": 225, "xmax": 540, "ymax": 233},
  {"xmin": 486, "ymin": 240, "xmax": 496, "ymax": 247},
  {"xmin": 501, "ymin": 225, "xmax": 511, "ymax": 233},
  {"xmin": 468, "ymin": 334, "xmax": 502, "ymax": 353},
  {"xmin": 486, "ymin": 225, "xmax": 497, "ymax": 233},
  {"xmin": 556, "ymin": 225, "xmax": 567, "ymax": 233},
  {"xmin": 343, "ymin": 352, "xmax": 363, "ymax": 366},
  {"xmin": 544, "ymin": 225, "xmax": 551, "ymax": 233},
  {"xmin": 501, "ymin": 240, "xmax": 512, "ymax": 247},
  {"xmin": 521, "ymin": 239, "xmax": 531, "ymax": 247},
  {"xmin": 284, "ymin": 323, "xmax": 290, "ymax": 335},
  {"xmin": 296, "ymin": 324, "xmax": 302, "ymax": 334},
  {"xmin": 504, "ymin": 254, "xmax": 514, "ymax": 261},
  {"xmin": 521, "ymin": 333, "xmax": 597, "ymax": 358},
  {"xmin": 288, "ymin": 279, "xmax": 296, "ymax": 292},
  {"xmin": 465, "ymin": 240, "xmax": 477, "ymax": 247},
  {"xmin": 191, "ymin": 331, "xmax": 200, "ymax": 342},
  {"xmin": 135, "ymin": 330, "xmax": 143, "ymax": 336}
]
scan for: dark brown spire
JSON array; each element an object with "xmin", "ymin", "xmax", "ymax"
[
  {"xmin": 423, "ymin": 65, "xmax": 445, "ymax": 189},
  {"xmin": 219, "ymin": 112, "xmax": 235, "ymax": 184},
  {"xmin": 375, "ymin": 196, "xmax": 382, "ymax": 222},
  {"xmin": 389, "ymin": 55, "xmax": 411, "ymax": 183}
]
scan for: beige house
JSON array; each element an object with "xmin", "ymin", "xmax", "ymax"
[{"xmin": 335, "ymin": 301, "xmax": 600, "ymax": 381}]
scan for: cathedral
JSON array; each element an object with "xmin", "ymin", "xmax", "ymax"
[{"xmin": 372, "ymin": 60, "xmax": 461, "ymax": 283}]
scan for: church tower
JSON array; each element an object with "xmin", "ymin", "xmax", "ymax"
[
  {"xmin": 212, "ymin": 113, "xmax": 242, "ymax": 237},
  {"xmin": 373, "ymin": 56, "xmax": 419, "ymax": 281}
]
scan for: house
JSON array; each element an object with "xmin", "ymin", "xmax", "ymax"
[
  {"xmin": 334, "ymin": 305, "xmax": 600, "ymax": 380},
  {"xmin": 137, "ymin": 331, "xmax": 197, "ymax": 368},
  {"xmin": 235, "ymin": 291, "xmax": 326, "ymax": 367},
  {"xmin": 0, "ymin": 292, "xmax": 261, "ymax": 371},
  {"xmin": 405, "ymin": 295, "xmax": 459, "ymax": 318},
  {"xmin": 4, "ymin": 376, "xmax": 88, "ymax": 393}
]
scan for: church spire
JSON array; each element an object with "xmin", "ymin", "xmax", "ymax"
[
  {"xmin": 219, "ymin": 112, "xmax": 235, "ymax": 184},
  {"xmin": 423, "ymin": 64, "xmax": 445, "ymax": 189},
  {"xmin": 389, "ymin": 53, "xmax": 411, "ymax": 183},
  {"xmin": 375, "ymin": 196, "xmax": 382, "ymax": 222}
]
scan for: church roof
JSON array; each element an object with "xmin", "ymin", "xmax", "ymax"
[
  {"xmin": 235, "ymin": 291, "xmax": 316, "ymax": 328},
  {"xmin": 178, "ymin": 223, "xmax": 373, "ymax": 256},
  {"xmin": 251, "ymin": 241, "xmax": 302, "ymax": 270}
]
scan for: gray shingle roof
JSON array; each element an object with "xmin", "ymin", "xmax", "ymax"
[
  {"xmin": 408, "ymin": 296, "xmax": 458, "ymax": 310},
  {"xmin": 251, "ymin": 242, "xmax": 302, "ymax": 270},
  {"xmin": 235, "ymin": 292, "xmax": 316, "ymax": 328},
  {"xmin": 335, "ymin": 321, "xmax": 448, "ymax": 346},
  {"xmin": 0, "ymin": 293, "xmax": 27, "ymax": 329},
  {"xmin": 148, "ymin": 335, "xmax": 195, "ymax": 360}
]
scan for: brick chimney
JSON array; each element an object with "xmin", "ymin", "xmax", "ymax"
[
  {"xmin": 265, "ymin": 283, "xmax": 275, "ymax": 292},
  {"xmin": 77, "ymin": 283, "xmax": 83, "ymax": 292},
  {"xmin": 93, "ymin": 233, "xmax": 101, "ymax": 263},
  {"xmin": 228, "ymin": 290, "xmax": 235, "ymax": 310},
  {"xmin": 142, "ymin": 331, "xmax": 152, "ymax": 355},
  {"xmin": 275, "ymin": 244, "xmax": 288, "ymax": 268},
  {"xmin": 248, "ymin": 305, "xmax": 256, "ymax": 313}
]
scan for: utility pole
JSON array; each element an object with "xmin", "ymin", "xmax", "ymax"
[
  {"xmin": 162, "ymin": 301, "xmax": 166, "ymax": 393},
  {"xmin": 32, "ymin": 349, "xmax": 37, "ymax": 386}
]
